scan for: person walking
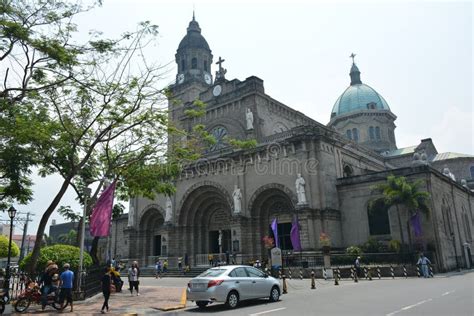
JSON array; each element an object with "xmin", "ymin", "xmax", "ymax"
[
  {"xmin": 208, "ymin": 254, "xmax": 213, "ymax": 266},
  {"xmin": 59, "ymin": 263, "xmax": 74, "ymax": 312},
  {"xmin": 163, "ymin": 259, "xmax": 168, "ymax": 274},
  {"xmin": 178, "ymin": 257, "xmax": 183, "ymax": 273},
  {"xmin": 354, "ymin": 256, "xmax": 362, "ymax": 278},
  {"xmin": 417, "ymin": 253, "xmax": 432, "ymax": 278},
  {"xmin": 40, "ymin": 261, "xmax": 57, "ymax": 311},
  {"xmin": 101, "ymin": 267, "xmax": 112, "ymax": 314},
  {"xmin": 155, "ymin": 260, "xmax": 162, "ymax": 279},
  {"xmin": 128, "ymin": 261, "xmax": 140, "ymax": 296}
]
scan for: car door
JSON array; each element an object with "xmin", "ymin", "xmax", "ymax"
[
  {"xmin": 245, "ymin": 267, "xmax": 271, "ymax": 298},
  {"xmin": 228, "ymin": 267, "xmax": 252, "ymax": 300}
]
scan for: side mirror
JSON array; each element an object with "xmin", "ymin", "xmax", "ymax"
[{"xmin": 263, "ymin": 274, "xmax": 268, "ymax": 278}]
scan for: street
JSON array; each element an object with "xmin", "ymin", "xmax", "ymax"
[
  {"xmin": 168, "ymin": 271, "xmax": 473, "ymax": 316},
  {"xmin": 4, "ymin": 271, "xmax": 473, "ymax": 315}
]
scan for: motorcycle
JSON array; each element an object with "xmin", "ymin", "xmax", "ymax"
[
  {"xmin": 0, "ymin": 289, "xmax": 7, "ymax": 314},
  {"xmin": 14, "ymin": 283, "xmax": 68, "ymax": 313}
]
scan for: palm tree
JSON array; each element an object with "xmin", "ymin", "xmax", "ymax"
[
  {"xmin": 57, "ymin": 229, "xmax": 78, "ymax": 246},
  {"xmin": 369, "ymin": 175, "xmax": 430, "ymax": 250}
]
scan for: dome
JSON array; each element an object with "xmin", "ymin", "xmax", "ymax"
[
  {"xmin": 331, "ymin": 83, "xmax": 390, "ymax": 118},
  {"xmin": 330, "ymin": 60, "xmax": 390, "ymax": 119},
  {"xmin": 177, "ymin": 17, "xmax": 210, "ymax": 52}
]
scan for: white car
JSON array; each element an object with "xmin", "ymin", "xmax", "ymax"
[{"xmin": 187, "ymin": 265, "xmax": 281, "ymax": 309}]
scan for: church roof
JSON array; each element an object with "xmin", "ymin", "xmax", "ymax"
[
  {"xmin": 331, "ymin": 60, "xmax": 391, "ymax": 119},
  {"xmin": 431, "ymin": 152, "xmax": 474, "ymax": 161},
  {"xmin": 382, "ymin": 145, "xmax": 417, "ymax": 157},
  {"xmin": 177, "ymin": 16, "xmax": 211, "ymax": 52}
]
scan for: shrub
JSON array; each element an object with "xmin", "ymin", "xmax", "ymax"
[
  {"xmin": 0, "ymin": 235, "xmax": 20, "ymax": 258},
  {"xmin": 388, "ymin": 240, "xmax": 401, "ymax": 253},
  {"xmin": 20, "ymin": 244, "xmax": 92, "ymax": 273},
  {"xmin": 346, "ymin": 246, "xmax": 362, "ymax": 256},
  {"xmin": 361, "ymin": 237, "xmax": 382, "ymax": 253}
]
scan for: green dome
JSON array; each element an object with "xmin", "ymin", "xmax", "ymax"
[
  {"xmin": 330, "ymin": 61, "xmax": 391, "ymax": 119},
  {"xmin": 331, "ymin": 83, "xmax": 390, "ymax": 118}
]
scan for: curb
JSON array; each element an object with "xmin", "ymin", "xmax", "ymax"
[{"xmin": 157, "ymin": 288, "xmax": 187, "ymax": 311}]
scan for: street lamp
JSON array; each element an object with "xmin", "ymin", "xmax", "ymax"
[{"xmin": 4, "ymin": 206, "xmax": 17, "ymax": 298}]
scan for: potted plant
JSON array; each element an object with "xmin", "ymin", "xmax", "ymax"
[{"xmin": 320, "ymin": 232, "xmax": 331, "ymax": 254}]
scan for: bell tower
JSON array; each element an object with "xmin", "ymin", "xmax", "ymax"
[{"xmin": 175, "ymin": 13, "xmax": 213, "ymax": 87}]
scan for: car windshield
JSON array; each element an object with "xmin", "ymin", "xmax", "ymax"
[{"xmin": 198, "ymin": 269, "xmax": 227, "ymax": 277}]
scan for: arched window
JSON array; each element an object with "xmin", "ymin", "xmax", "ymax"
[
  {"xmin": 368, "ymin": 200, "xmax": 391, "ymax": 235},
  {"xmin": 181, "ymin": 60, "xmax": 186, "ymax": 72},
  {"xmin": 470, "ymin": 166, "xmax": 474, "ymax": 179},
  {"xmin": 369, "ymin": 126, "xmax": 375, "ymax": 140},
  {"xmin": 352, "ymin": 128, "xmax": 359, "ymax": 142},
  {"xmin": 191, "ymin": 58, "xmax": 197, "ymax": 69},
  {"xmin": 343, "ymin": 165, "xmax": 353, "ymax": 177},
  {"xmin": 375, "ymin": 127, "xmax": 381, "ymax": 140},
  {"xmin": 204, "ymin": 61, "xmax": 208, "ymax": 72},
  {"xmin": 346, "ymin": 129, "xmax": 352, "ymax": 140}
]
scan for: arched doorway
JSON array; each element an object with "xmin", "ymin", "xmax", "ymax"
[
  {"xmin": 139, "ymin": 207, "xmax": 165, "ymax": 265},
  {"xmin": 178, "ymin": 183, "xmax": 233, "ymax": 265},
  {"xmin": 249, "ymin": 184, "xmax": 297, "ymax": 259}
]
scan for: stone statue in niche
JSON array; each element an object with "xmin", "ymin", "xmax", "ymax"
[
  {"xmin": 295, "ymin": 173, "xmax": 307, "ymax": 205},
  {"xmin": 232, "ymin": 185, "xmax": 242, "ymax": 214}
]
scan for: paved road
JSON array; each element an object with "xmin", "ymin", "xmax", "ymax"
[{"xmin": 166, "ymin": 271, "xmax": 473, "ymax": 316}]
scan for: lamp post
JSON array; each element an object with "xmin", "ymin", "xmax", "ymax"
[{"xmin": 4, "ymin": 206, "xmax": 17, "ymax": 298}]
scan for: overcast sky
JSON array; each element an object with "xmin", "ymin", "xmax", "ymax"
[{"xmin": 6, "ymin": 0, "xmax": 472, "ymax": 236}]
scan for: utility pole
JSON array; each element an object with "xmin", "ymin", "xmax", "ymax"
[{"xmin": 19, "ymin": 212, "xmax": 32, "ymax": 263}]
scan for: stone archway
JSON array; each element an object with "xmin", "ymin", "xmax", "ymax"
[
  {"xmin": 138, "ymin": 205, "xmax": 166, "ymax": 266},
  {"xmin": 178, "ymin": 183, "xmax": 233, "ymax": 265},
  {"xmin": 248, "ymin": 183, "xmax": 296, "ymax": 258}
]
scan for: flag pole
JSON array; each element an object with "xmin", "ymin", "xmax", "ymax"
[{"xmin": 78, "ymin": 187, "xmax": 91, "ymax": 294}]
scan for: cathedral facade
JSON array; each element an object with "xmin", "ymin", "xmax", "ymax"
[{"xmin": 110, "ymin": 17, "xmax": 474, "ymax": 272}]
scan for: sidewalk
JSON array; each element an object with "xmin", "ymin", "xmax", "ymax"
[{"xmin": 10, "ymin": 286, "xmax": 186, "ymax": 315}]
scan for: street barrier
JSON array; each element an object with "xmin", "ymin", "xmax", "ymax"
[
  {"xmin": 299, "ymin": 269, "xmax": 303, "ymax": 280},
  {"xmin": 416, "ymin": 265, "xmax": 421, "ymax": 277},
  {"xmin": 403, "ymin": 265, "xmax": 407, "ymax": 278},
  {"xmin": 390, "ymin": 265, "xmax": 395, "ymax": 279},
  {"xmin": 429, "ymin": 264, "xmax": 434, "ymax": 278},
  {"xmin": 377, "ymin": 266, "xmax": 381, "ymax": 279}
]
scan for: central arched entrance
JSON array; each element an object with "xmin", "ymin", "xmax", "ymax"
[{"xmin": 178, "ymin": 183, "xmax": 233, "ymax": 265}]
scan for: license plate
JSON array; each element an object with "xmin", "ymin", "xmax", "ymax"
[{"xmin": 192, "ymin": 283, "xmax": 206, "ymax": 289}]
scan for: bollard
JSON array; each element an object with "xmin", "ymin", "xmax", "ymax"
[
  {"xmin": 311, "ymin": 270, "xmax": 316, "ymax": 289},
  {"xmin": 377, "ymin": 266, "xmax": 381, "ymax": 279},
  {"xmin": 403, "ymin": 265, "xmax": 407, "ymax": 279},
  {"xmin": 368, "ymin": 267, "xmax": 372, "ymax": 281},
  {"xmin": 390, "ymin": 265, "xmax": 395, "ymax": 279},
  {"xmin": 282, "ymin": 274, "xmax": 288, "ymax": 294},
  {"xmin": 429, "ymin": 264, "xmax": 434, "ymax": 278},
  {"xmin": 364, "ymin": 267, "xmax": 368, "ymax": 280},
  {"xmin": 337, "ymin": 267, "xmax": 341, "ymax": 281},
  {"xmin": 350, "ymin": 267, "xmax": 355, "ymax": 280},
  {"xmin": 289, "ymin": 269, "xmax": 292, "ymax": 280},
  {"xmin": 279, "ymin": 268, "xmax": 282, "ymax": 279},
  {"xmin": 323, "ymin": 268, "xmax": 327, "ymax": 280},
  {"xmin": 300, "ymin": 269, "xmax": 303, "ymax": 280},
  {"xmin": 416, "ymin": 265, "xmax": 421, "ymax": 278},
  {"xmin": 334, "ymin": 269, "xmax": 339, "ymax": 286}
]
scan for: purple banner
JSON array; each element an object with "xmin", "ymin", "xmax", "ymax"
[
  {"xmin": 271, "ymin": 218, "xmax": 279, "ymax": 248},
  {"xmin": 90, "ymin": 180, "xmax": 117, "ymax": 237},
  {"xmin": 290, "ymin": 216, "xmax": 302, "ymax": 251},
  {"xmin": 410, "ymin": 212, "xmax": 422, "ymax": 237}
]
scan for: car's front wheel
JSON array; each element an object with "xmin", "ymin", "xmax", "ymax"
[
  {"xmin": 269, "ymin": 286, "xmax": 280, "ymax": 302},
  {"xmin": 225, "ymin": 291, "xmax": 239, "ymax": 309},
  {"xmin": 196, "ymin": 301, "xmax": 208, "ymax": 308}
]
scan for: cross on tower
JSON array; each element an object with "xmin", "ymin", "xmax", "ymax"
[
  {"xmin": 350, "ymin": 53, "xmax": 356, "ymax": 64},
  {"xmin": 216, "ymin": 56, "xmax": 225, "ymax": 72}
]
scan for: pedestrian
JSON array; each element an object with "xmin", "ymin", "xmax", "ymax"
[
  {"xmin": 354, "ymin": 256, "xmax": 361, "ymax": 278},
  {"xmin": 232, "ymin": 252, "xmax": 236, "ymax": 264},
  {"xmin": 163, "ymin": 259, "xmax": 168, "ymax": 273},
  {"xmin": 417, "ymin": 253, "xmax": 432, "ymax": 278},
  {"xmin": 101, "ymin": 267, "xmax": 112, "ymax": 314},
  {"xmin": 155, "ymin": 260, "xmax": 162, "ymax": 279},
  {"xmin": 59, "ymin": 263, "xmax": 74, "ymax": 312},
  {"xmin": 178, "ymin": 257, "xmax": 183, "ymax": 272},
  {"xmin": 225, "ymin": 250, "xmax": 230, "ymax": 265},
  {"xmin": 208, "ymin": 254, "xmax": 213, "ymax": 266},
  {"xmin": 40, "ymin": 260, "xmax": 57, "ymax": 311},
  {"xmin": 110, "ymin": 267, "xmax": 123, "ymax": 292},
  {"xmin": 128, "ymin": 261, "xmax": 140, "ymax": 296}
]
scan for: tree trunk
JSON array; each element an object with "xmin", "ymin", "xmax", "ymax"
[
  {"xmin": 27, "ymin": 175, "xmax": 74, "ymax": 274},
  {"xmin": 396, "ymin": 204, "xmax": 406, "ymax": 249},
  {"xmin": 90, "ymin": 236, "xmax": 100, "ymax": 265}
]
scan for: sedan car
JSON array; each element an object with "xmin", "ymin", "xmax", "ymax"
[{"xmin": 187, "ymin": 265, "xmax": 281, "ymax": 309}]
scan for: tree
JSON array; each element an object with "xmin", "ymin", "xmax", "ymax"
[
  {"xmin": 20, "ymin": 244, "xmax": 92, "ymax": 274},
  {"xmin": 0, "ymin": 235, "xmax": 20, "ymax": 258},
  {"xmin": 57, "ymin": 229, "xmax": 77, "ymax": 246},
  {"xmin": 369, "ymin": 175, "xmax": 430, "ymax": 250}
]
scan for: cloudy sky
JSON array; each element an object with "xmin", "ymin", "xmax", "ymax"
[{"xmin": 6, "ymin": 0, "xmax": 472, "ymax": 235}]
